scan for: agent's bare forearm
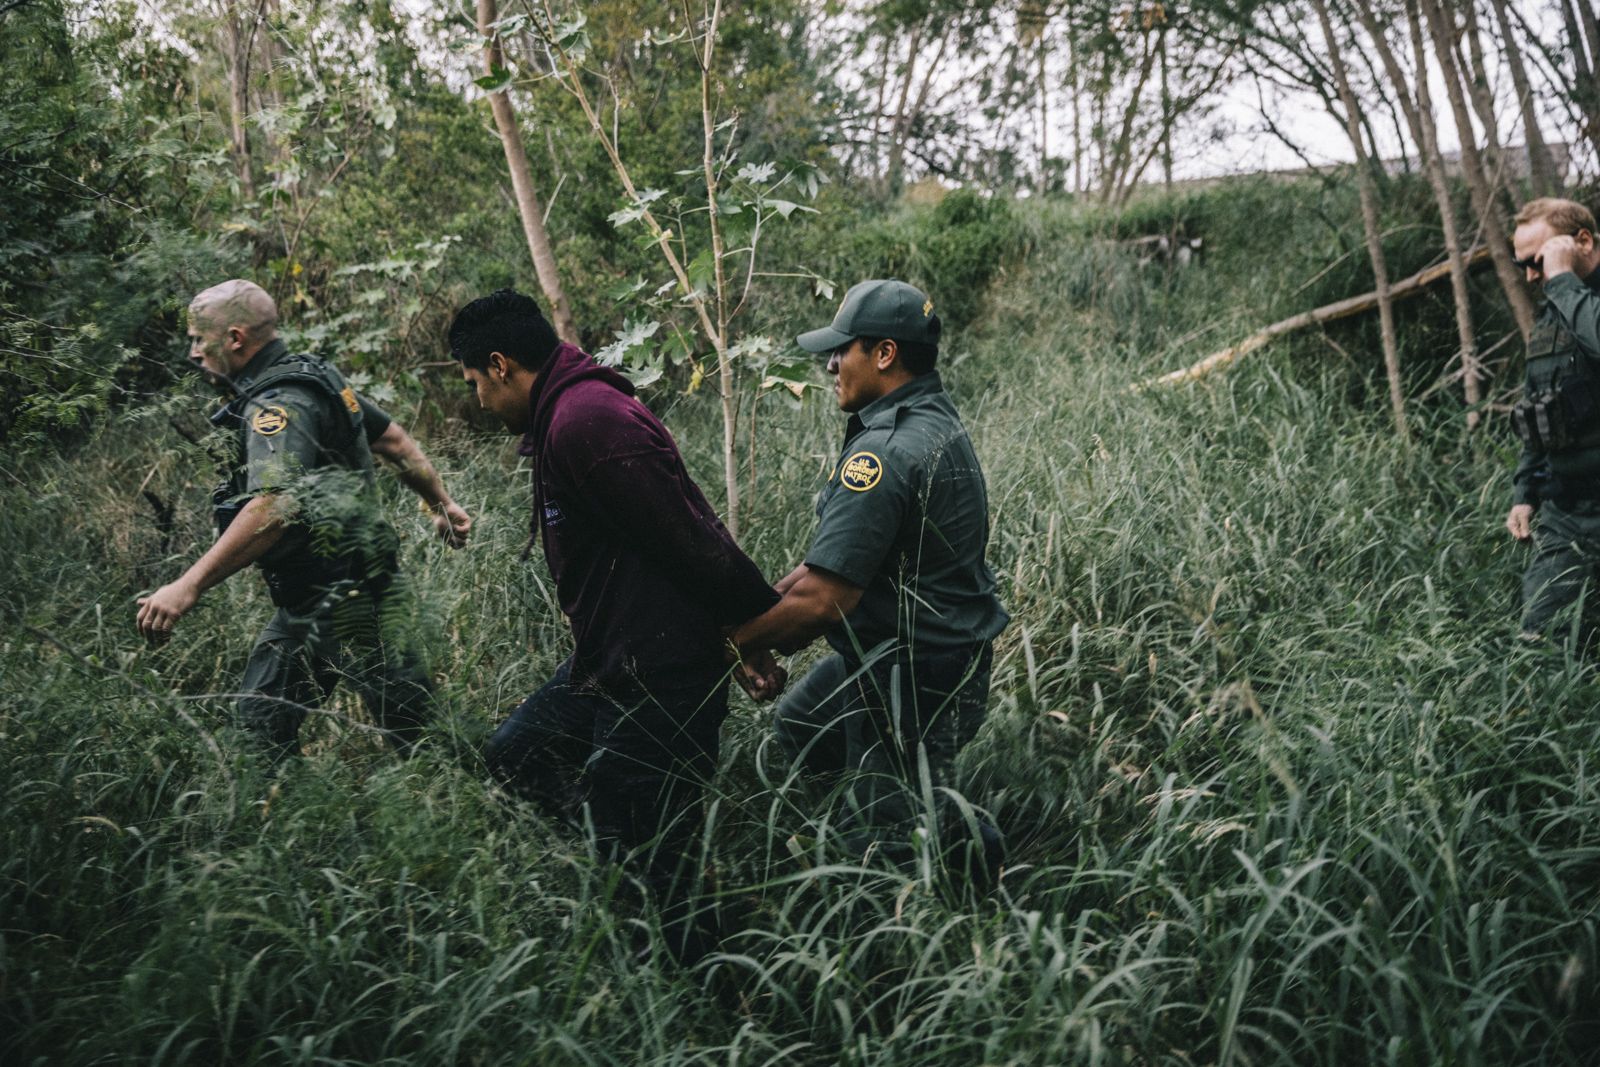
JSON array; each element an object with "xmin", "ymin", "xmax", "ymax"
[
  {"xmin": 137, "ymin": 493, "xmax": 285, "ymax": 643},
  {"xmin": 773, "ymin": 563, "xmax": 807, "ymax": 596},
  {"xmin": 729, "ymin": 565, "xmax": 863, "ymax": 656},
  {"xmin": 371, "ymin": 421, "xmax": 452, "ymax": 508},
  {"xmin": 183, "ymin": 493, "xmax": 286, "ymax": 593}
]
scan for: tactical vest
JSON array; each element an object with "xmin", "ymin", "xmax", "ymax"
[
  {"xmin": 210, "ymin": 352, "xmax": 385, "ymax": 607},
  {"xmin": 1513, "ymin": 321, "xmax": 1600, "ymax": 458}
]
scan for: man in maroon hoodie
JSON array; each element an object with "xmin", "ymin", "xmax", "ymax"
[{"xmin": 451, "ymin": 289, "xmax": 781, "ymax": 964}]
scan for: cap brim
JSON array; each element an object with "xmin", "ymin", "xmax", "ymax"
[{"xmin": 796, "ymin": 325, "xmax": 855, "ymax": 353}]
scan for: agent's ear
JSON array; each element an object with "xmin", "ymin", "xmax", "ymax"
[{"xmin": 874, "ymin": 339, "xmax": 899, "ymax": 372}]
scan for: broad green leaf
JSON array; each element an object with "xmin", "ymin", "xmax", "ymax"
[
  {"xmin": 474, "ymin": 65, "xmax": 512, "ymax": 93},
  {"xmin": 780, "ymin": 158, "xmax": 829, "ymax": 200},
  {"xmin": 661, "ymin": 330, "xmax": 695, "ymax": 365},
  {"xmin": 594, "ymin": 318, "xmax": 660, "ymax": 367},
  {"xmin": 623, "ymin": 360, "xmax": 664, "ymax": 389},
  {"xmin": 735, "ymin": 161, "xmax": 777, "ymax": 184},
  {"xmin": 607, "ymin": 276, "xmax": 648, "ymax": 302},
  {"xmin": 764, "ymin": 199, "xmax": 817, "ymax": 220},
  {"xmin": 688, "ymin": 248, "xmax": 716, "ymax": 290}
]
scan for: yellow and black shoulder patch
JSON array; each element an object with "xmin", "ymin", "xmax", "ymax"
[
  {"xmin": 340, "ymin": 386, "xmax": 361, "ymax": 414},
  {"xmin": 839, "ymin": 451, "xmax": 883, "ymax": 491},
  {"xmin": 251, "ymin": 405, "xmax": 290, "ymax": 436}
]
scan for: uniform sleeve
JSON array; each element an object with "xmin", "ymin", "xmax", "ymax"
[
  {"xmin": 1514, "ymin": 445, "xmax": 1548, "ymax": 508},
  {"xmin": 358, "ymin": 395, "xmax": 392, "ymax": 443},
  {"xmin": 805, "ymin": 436, "xmax": 914, "ymax": 588},
  {"xmin": 1544, "ymin": 273, "xmax": 1600, "ymax": 356},
  {"xmin": 242, "ymin": 385, "xmax": 326, "ymax": 493}
]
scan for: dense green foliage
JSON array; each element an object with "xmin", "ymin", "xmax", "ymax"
[
  {"xmin": 6, "ymin": 1, "xmax": 1600, "ymax": 1063},
  {"xmin": 0, "ymin": 1, "xmax": 240, "ymax": 441},
  {"xmin": 6, "ymin": 160, "xmax": 1600, "ymax": 1064}
]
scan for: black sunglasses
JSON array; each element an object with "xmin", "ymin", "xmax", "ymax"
[{"xmin": 1512, "ymin": 229, "xmax": 1593, "ymax": 270}]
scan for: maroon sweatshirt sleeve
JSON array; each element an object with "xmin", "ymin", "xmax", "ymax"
[{"xmin": 552, "ymin": 397, "xmax": 778, "ymax": 626}]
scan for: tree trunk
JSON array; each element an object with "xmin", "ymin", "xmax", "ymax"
[
  {"xmin": 1418, "ymin": 0, "xmax": 1538, "ymax": 340},
  {"xmin": 477, "ymin": 0, "xmax": 579, "ymax": 345},
  {"xmin": 885, "ymin": 24, "xmax": 924, "ymax": 191},
  {"xmin": 697, "ymin": 1, "xmax": 739, "ymax": 540},
  {"xmin": 1071, "ymin": 39, "xmax": 1083, "ymax": 192},
  {"xmin": 1578, "ymin": 0, "xmax": 1600, "ymax": 97},
  {"xmin": 868, "ymin": 32, "xmax": 893, "ymax": 185},
  {"xmin": 892, "ymin": 26, "xmax": 949, "ymax": 188},
  {"xmin": 261, "ymin": 0, "xmax": 294, "ymax": 178},
  {"xmin": 1457, "ymin": 0, "xmax": 1517, "ymax": 208},
  {"xmin": 1361, "ymin": 0, "xmax": 1483, "ymax": 425},
  {"xmin": 1312, "ymin": 0, "xmax": 1406, "ymax": 438},
  {"xmin": 224, "ymin": 1, "xmax": 257, "ymax": 200},
  {"xmin": 1039, "ymin": 34, "xmax": 1049, "ymax": 184},
  {"xmin": 1102, "ymin": 32, "xmax": 1158, "ymax": 204},
  {"xmin": 1160, "ymin": 28, "xmax": 1172, "ymax": 193},
  {"xmin": 1489, "ymin": 0, "xmax": 1558, "ymax": 196},
  {"xmin": 1557, "ymin": 0, "xmax": 1600, "ymax": 164}
]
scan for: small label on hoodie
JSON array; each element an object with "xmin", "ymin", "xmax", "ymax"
[{"xmin": 544, "ymin": 501, "xmax": 565, "ymax": 526}]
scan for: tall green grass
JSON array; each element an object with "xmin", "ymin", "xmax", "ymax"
[{"xmin": 3, "ymin": 185, "xmax": 1597, "ymax": 1065}]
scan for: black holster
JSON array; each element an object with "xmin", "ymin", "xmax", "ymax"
[{"xmin": 1512, "ymin": 379, "xmax": 1600, "ymax": 452}]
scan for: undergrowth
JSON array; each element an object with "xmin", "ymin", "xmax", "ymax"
[{"xmin": 3, "ymin": 185, "xmax": 1598, "ymax": 1066}]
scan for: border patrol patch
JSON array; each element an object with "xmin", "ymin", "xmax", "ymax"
[
  {"xmin": 840, "ymin": 451, "xmax": 883, "ymax": 491},
  {"xmin": 251, "ymin": 405, "xmax": 290, "ymax": 436},
  {"xmin": 340, "ymin": 386, "xmax": 361, "ymax": 414}
]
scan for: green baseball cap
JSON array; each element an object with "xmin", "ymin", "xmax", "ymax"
[{"xmin": 797, "ymin": 279, "xmax": 939, "ymax": 353}]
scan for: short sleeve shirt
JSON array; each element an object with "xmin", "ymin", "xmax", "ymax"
[
  {"xmin": 806, "ymin": 371, "xmax": 1009, "ymax": 656},
  {"xmin": 221, "ymin": 341, "xmax": 386, "ymax": 571},
  {"xmin": 241, "ymin": 385, "xmax": 388, "ymax": 492}
]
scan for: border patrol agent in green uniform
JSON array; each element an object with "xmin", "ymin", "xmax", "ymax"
[
  {"xmin": 138, "ymin": 280, "xmax": 471, "ymax": 764},
  {"xmin": 727, "ymin": 279, "xmax": 1009, "ymax": 875},
  {"xmin": 1506, "ymin": 200, "xmax": 1600, "ymax": 646}
]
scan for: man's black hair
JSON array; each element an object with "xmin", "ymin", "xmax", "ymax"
[
  {"xmin": 448, "ymin": 288, "xmax": 560, "ymax": 372},
  {"xmin": 843, "ymin": 315, "xmax": 942, "ymax": 376}
]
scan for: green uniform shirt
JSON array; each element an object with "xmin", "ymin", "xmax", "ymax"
[
  {"xmin": 219, "ymin": 340, "xmax": 391, "ymax": 572},
  {"xmin": 1514, "ymin": 271, "xmax": 1600, "ymax": 507},
  {"xmin": 806, "ymin": 371, "xmax": 1009, "ymax": 656}
]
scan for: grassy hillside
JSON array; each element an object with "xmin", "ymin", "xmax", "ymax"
[{"xmin": 4, "ymin": 182, "xmax": 1597, "ymax": 1065}]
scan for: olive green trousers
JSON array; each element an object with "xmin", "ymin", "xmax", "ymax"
[
  {"xmin": 1521, "ymin": 500, "xmax": 1600, "ymax": 646},
  {"xmin": 237, "ymin": 576, "xmax": 433, "ymax": 764}
]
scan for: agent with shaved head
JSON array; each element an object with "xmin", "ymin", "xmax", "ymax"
[{"xmin": 137, "ymin": 280, "xmax": 471, "ymax": 764}]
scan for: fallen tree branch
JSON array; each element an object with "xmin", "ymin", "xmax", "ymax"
[{"xmin": 1131, "ymin": 245, "xmax": 1494, "ymax": 392}]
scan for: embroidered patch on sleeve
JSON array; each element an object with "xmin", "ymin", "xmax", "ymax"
[
  {"xmin": 251, "ymin": 406, "xmax": 290, "ymax": 436},
  {"xmin": 839, "ymin": 451, "xmax": 883, "ymax": 491}
]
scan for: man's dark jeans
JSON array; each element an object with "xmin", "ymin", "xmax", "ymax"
[
  {"xmin": 485, "ymin": 659, "xmax": 729, "ymax": 964},
  {"xmin": 774, "ymin": 641, "xmax": 999, "ymax": 877}
]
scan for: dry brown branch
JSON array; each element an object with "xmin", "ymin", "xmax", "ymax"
[{"xmin": 1131, "ymin": 246, "xmax": 1493, "ymax": 392}]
